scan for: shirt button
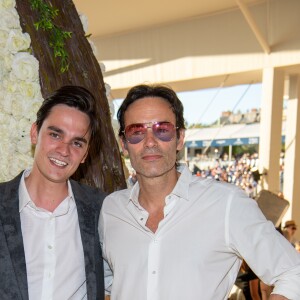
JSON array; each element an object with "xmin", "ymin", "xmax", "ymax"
[
  {"xmin": 48, "ymin": 245, "xmax": 53, "ymax": 249},
  {"xmin": 152, "ymin": 271, "xmax": 156, "ymax": 274},
  {"xmin": 140, "ymin": 217, "xmax": 144, "ymax": 221}
]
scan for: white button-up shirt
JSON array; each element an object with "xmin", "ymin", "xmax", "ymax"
[
  {"xmin": 99, "ymin": 166, "xmax": 300, "ymax": 300},
  {"xmin": 19, "ymin": 170, "xmax": 87, "ymax": 300}
]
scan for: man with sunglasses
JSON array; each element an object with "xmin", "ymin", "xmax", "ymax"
[{"xmin": 99, "ymin": 84, "xmax": 300, "ymax": 300}]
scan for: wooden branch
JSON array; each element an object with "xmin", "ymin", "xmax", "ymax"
[{"xmin": 15, "ymin": 0, "xmax": 126, "ymax": 192}]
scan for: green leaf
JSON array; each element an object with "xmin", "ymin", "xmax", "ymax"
[{"xmin": 29, "ymin": 0, "xmax": 72, "ymax": 74}]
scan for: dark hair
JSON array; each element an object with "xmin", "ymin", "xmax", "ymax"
[
  {"xmin": 36, "ymin": 85, "xmax": 98, "ymax": 142},
  {"xmin": 117, "ymin": 84, "xmax": 185, "ymax": 138}
]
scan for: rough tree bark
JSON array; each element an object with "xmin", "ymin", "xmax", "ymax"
[{"xmin": 15, "ymin": 0, "xmax": 126, "ymax": 193}]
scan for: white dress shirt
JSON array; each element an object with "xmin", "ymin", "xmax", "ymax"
[
  {"xmin": 99, "ymin": 166, "xmax": 300, "ymax": 300},
  {"xmin": 19, "ymin": 170, "xmax": 87, "ymax": 300}
]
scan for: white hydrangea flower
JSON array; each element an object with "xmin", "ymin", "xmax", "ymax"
[
  {"xmin": 0, "ymin": 111, "xmax": 10, "ymax": 125},
  {"xmin": 8, "ymin": 160, "xmax": 21, "ymax": 178},
  {"xmin": 0, "ymin": 28, "xmax": 9, "ymax": 48},
  {"xmin": 11, "ymin": 94, "xmax": 25, "ymax": 119},
  {"xmin": 11, "ymin": 52, "xmax": 39, "ymax": 81},
  {"xmin": 99, "ymin": 62, "xmax": 106, "ymax": 74},
  {"xmin": 0, "ymin": 4, "xmax": 43, "ymax": 181},
  {"xmin": 0, "ymin": 0, "xmax": 16, "ymax": 10},
  {"xmin": 27, "ymin": 99, "xmax": 42, "ymax": 121},
  {"xmin": 1, "ymin": 94, "xmax": 13, "ymax": 114},
  {"xmin": 18, "ymin": 81, "xmax": 42, "ymax": 100},
  {"xmin": 16, "ymin": 135, "xmax": 32, "ymax": 154},
  {"xmin": 8, "ymin": 115, "xmax": 18, "ymax": 130},
  {"xmin": 79, "ymin": 13, "xmax": 89, "ymax": 34},
  {"xmin": 88, "ymin": 39, "xmax": 98, "ymax": 56},
  {"xmin": 6, "ymin": 30, "xmax": 31, "ymax": 53},
  {"xmin": 109, "ymin": 100, "xmax": 115, "ymax": 117},
  {"xmin": 17, "ymin": 118, "xmax": 32, "ymax": 135},
  {"xmin": 105, "ymin": 82, "xmax": 111, "ymax": 97},
  {"xmin": 111, "ymin": 119, "xmax": 119, "ymax": 140},
  {"xmin": 0, "ymin": 7, "xmax": 20, "ymax": 29},
  {"xmin": 0, "ymin": 58, "xmax": 7, "ymax": 81},
  {"xmin": 3, "ymin": 77, "xmax": 19, "ymax": 94}
]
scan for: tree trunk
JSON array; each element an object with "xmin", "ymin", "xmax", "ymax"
[{"xmin": 15, "ymin": 0, "xmax": 126, "ymax": 193}]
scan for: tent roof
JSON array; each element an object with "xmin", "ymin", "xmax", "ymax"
[
  {"xmin": 73, "ymin": 0, "xmax": 262, "ymax": 38},
  {"xmin": 185, "ymin": 122, "xmax": 285, "ymax": 148},
  {"xmin": 185, "ymin": 123, "xmax": 259, "ymax": 141}
]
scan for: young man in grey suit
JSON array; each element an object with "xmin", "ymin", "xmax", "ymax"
[{"xmin": 0, "ymin": 86, "xmax": 106, "ymax": 300}]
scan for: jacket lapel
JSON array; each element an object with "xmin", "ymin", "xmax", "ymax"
[
  {"xmin": 71, "ymin": 181, "xmax": 97, "ymax": 300},
  {"xmin": 0, "ymin": 173, "xmax": 29, "ymax": 300}
]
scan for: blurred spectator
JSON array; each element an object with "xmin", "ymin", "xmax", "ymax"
[
  {"xmin": 194, "ymin": 152, "xmax": 259, "ymax": 197},
  {"xmin": 235, "ymin": 261, "xmax": 261, "ymax": 300},
  {"xmin": 127, "ymin": 171, "xmax": 137, "ymax": 188},
  {"xmin": 260, "ymin": 281, "xmax": 272, "ymax": 300},
  {"xmin": 282, "ymin": 220, "xmax": 297, "ymax": 247},
  {"xmin": 295, "ymin": 241, "xmax": 300, "ymax": 253}
]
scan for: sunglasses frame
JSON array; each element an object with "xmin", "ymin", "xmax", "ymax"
[{"xmin": 123, "ymin": 121, "xmax": 179, "ymax": 144}]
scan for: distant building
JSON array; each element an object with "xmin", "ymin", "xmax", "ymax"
[{"xmin": 219, "ymin": 108, "xmax": 260, "ymax": 125}]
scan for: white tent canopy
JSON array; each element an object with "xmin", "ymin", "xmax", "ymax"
[{"xmin": 185, "ymin": 122, "xmax": 285, "ymax": 148}]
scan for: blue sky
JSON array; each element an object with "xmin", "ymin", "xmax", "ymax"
[
  {"xmin": 113, "ymin": 83, "xmax": 262, "ymax": 126},
  {"xmin": 178, "ymin": 83, "xmax": 262, "ymax": 125}
]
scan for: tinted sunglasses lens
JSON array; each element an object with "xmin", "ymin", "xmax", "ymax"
[
  {"xmin": 125, "ymin": 124, "xmax": 146, "ymax": 144},
  {"xmin": 124, "ymin": 122, "xmax": 176, "ymax": 144},
  {"xmin": 153, "ymin": 122, "xmax": 176, "ymax": 141}
]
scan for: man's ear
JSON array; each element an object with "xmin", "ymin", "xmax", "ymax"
[
  {"xmin": 176, "ymin": 129, "xmax": 185, "ymax": 151},
  {"xmin": 30, "ymin": 122, "xmax": 38, "ymax": 145},
  {"xmin": 80, "ymin": 150, "xmax": 89, "ymax": 164},
  {"xmin": 120, "ymin": 137, "xmax": 129, "ymax": 155}
]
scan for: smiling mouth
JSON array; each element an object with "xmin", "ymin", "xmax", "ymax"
[{"xmin": 49, "ymin": 157, "xmax": 68, "ymax": 167}]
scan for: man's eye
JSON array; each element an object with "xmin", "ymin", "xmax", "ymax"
[
  {"xmin": 73, "ymin": 141, "xmax": 83, "ymax": 148},
  {"xmin": 132, "ymin": 130, "xmax": 144, "ymax": 136},
  {"xmin": 157, "ymin": 128, "xmax": 169, "ymax": 133},
  {"xmin": 49, "ymin": 132, "xmax": 60, "ymax": 139}
]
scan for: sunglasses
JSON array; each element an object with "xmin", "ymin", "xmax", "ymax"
[{"xmin": 123, "ymin": 121, "xmax": 178, "ymax": 144}]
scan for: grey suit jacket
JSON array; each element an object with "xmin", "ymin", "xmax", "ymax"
[{"xmin": 0, "ymin": 172, "xmax": 106, "ymax": 300}]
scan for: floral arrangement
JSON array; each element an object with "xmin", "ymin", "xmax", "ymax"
[
  {"xmin": 0, "ymin": 0, "xmax": 113, "ymax": 182},
  {"xmin": 0, "ymin": 0, "xmax": 43, "ymax": 181}
]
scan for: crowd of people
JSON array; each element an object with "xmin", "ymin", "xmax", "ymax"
[{"xmin": 193, "ymin": 152, "xmax": 260, "ymax": 198}]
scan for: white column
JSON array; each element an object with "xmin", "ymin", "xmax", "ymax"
[
  {"xmin": 282, "ymin": 75, "xmax": 300, "ymax": 240},
  {"xmin": 258, "ymin": 67, "xmax": 284, "ymax": 193}
]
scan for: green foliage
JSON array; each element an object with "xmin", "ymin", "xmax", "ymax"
[
  {"xmin": 232, "ymin": 145, "xmax": 258, "ymax": 157},
  {"xmin": 30, "ymin": 0, "xmax": 72, "ymax": 73},
  {"xmin": 188, "ymin": 123, "xmax": 212, "ymax": 129}
]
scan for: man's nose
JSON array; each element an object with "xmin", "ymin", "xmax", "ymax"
[
  {"xmin": 56, "ymin": 140, "xmax": 71, "ymax": 155},
  {"xmin": 143, "ymin": 128, "xmax": 158, "ymax": 147}
]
